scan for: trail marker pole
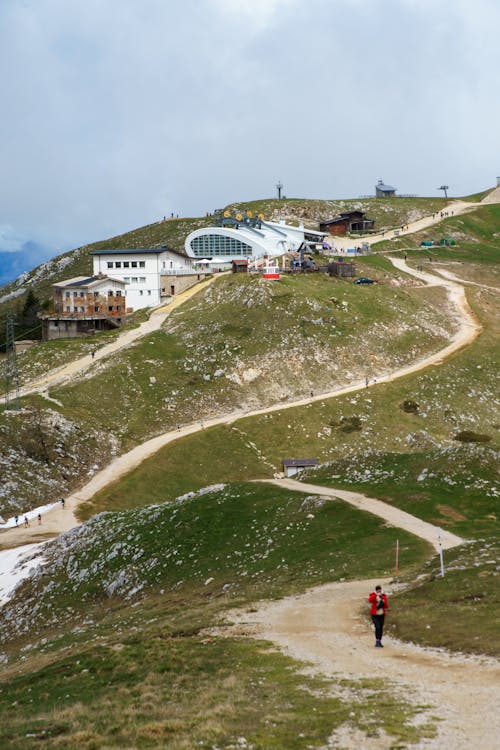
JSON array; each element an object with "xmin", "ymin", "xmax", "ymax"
[
  {"xmin": 438, "ymin": 532, "xmax": 445, "ymax": 577},
  {"xmin": 395, "ymin": 539, "xmax": 399, "ymax": 578}
]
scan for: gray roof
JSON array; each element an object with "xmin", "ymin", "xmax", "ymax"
[
  {"xmin": 54, "ymin": 275, "xmax": 127, "ymax": 289},
  {"xmin": 376, "ymin": 184, "xmax": 396, "ymax": 191},
  {"xmin": 91, "ymin": 248, "xmax": 165, "ymax": 256},
  {"xmin": 282, "ymin": 458, "xmax": 319, "ymax": 467}
]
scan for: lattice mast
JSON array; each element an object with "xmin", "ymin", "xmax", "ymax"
[{"xmin": 4, "ymin": 311, "xmax": 20, "ymax": 409}]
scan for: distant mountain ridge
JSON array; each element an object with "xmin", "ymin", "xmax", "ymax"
[{"xmin": 0, "ymin": 241, "xmax": 53, "ymax": 286}]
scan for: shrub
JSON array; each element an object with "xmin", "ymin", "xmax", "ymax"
[{"xmin": 454, "ymin": 431, "xmax": 492, "ymax": 443}]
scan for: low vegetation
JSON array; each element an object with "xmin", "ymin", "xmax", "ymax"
[
  {"xmin": 389, "ymin": 538, "xmax": 500, "ymax": 656},
  {"xmin": 0, "ymin": 483, "xmax": 434, "ymax": 749},
  {"xmin": 1, "ymin": 271, "xmax": 459, "ymax": 516},
  {"xmin": 0, "ymin": 191, "xmax": 498, "ymax": 748}
]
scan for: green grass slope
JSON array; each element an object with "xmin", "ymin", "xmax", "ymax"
[
  {"xmin": 0, "ymin": 482, "xmax": 434, "ymax": 749},
  {"xmin": 1, "ymin": 270, "xmax": 458, "ymax": 517}
]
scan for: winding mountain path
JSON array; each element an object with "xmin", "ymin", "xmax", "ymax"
[
  {"xmin": 2, "ymin": 206, "xmax": 498, "ymax": 748},
  {"xmin": 1, "ymin": 274, "xmax": 220, "ymax": 404},
  {"xmin": 2, "ymin": 254, "xmax": 482, "ymax": 547},
  {"xmin": 255, "ymin": 478, "xmax": 463, "ymax": 551}
]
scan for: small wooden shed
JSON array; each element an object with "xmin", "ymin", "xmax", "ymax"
[
  {"xmin": 282, "ymin": 458, "xmax": 319, "ymax": 477},
  {"xmin": 328, "ymin": 260, "xmax": 356, "ymax": 278},
  {"xmin": 232, "ymin": 259, "xmax": 249, "ymax": 273}
]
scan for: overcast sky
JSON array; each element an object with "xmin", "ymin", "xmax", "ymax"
[{"xmin": 0, "ymin": 0, "xmax": 499, "ymax": 259}]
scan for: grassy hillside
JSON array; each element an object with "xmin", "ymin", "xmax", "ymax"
[
  {"xmin": 382, "ymin": 203, "xmax": 500, "ymax": 266},
  {"xmin": 0, "ymin": 482, "xmax": 434, "ymax": 749},
  {"xmin": 0, "ymin": 190, "xmax": 488, "ymax": 346},
  {"xmin": 0, "ymin": 192, "xmax": 498, "ymax": 748},
  {"xmin": 80, "ymin": 279, "xmax": 498, "ymax": 519},
  {"xmin": 0, "ymin": 270, "xmax": 459, "ymax": 517}
]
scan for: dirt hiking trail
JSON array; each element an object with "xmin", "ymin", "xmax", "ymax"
[
  {"xmin": 1, "ymin": 255, "xmax": 482, "ymax": 549},
  {"xmin": 227, "ymin": 578, "xmax": 500, "ymax": 749},
  {"xmin": 257, "ymin": 478, "xmax": 463, "ymax": 551}
]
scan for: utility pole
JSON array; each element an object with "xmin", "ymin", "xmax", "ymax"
[
  {"xmin": 4, "ymin": 311, "xmax": 20, "ymax": 410},
  {"xmin": 276, "ymin": 180, "xmax": 283, "ymax": 200},
  {"xmin": 438, "ymin": 185, "xmax": 449, "ymax": 200}
]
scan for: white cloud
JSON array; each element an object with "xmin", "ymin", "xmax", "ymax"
[{"xmin": 0, "ymin": 0, "xmax": 498, "ymax": 257}]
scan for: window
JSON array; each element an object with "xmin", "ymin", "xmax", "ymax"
[
  {"xmin": 139, "ymin": 277, "xmax": 146, "ymax": 283},
  {"xmin": 115, "ymin": 261, "xmax": 122, "ymax": 268},
  {"xmin": 117, "ymin": 305, "xmax": 122, "ymax": 311},
  {"xmin": 190, "ymin": 234, "xmax": 252, "ymax": 257},
  {"xmin": 116, "ymin": 290, "xmax": 121, "ymax": 296},
  {"xmin": 131, "ymin": 277, "xmax": 138, "ymax": 283},
  {"xmin": 162, "ymin": 261, "xmax": 166, "ymax": 269},
  {"xmin": 107, "ymin": 262, "xmax": 113, "ymax": 269},
  {"xmin": 54, "ymin": 321, "xmax": 59, "ymax": 327},
  {"xmin": 66, "ymin": 306, "xmax": 71, "ymax": 312},
  {"xmin": 65, "ymin": 291, "xmax": 70, "ymax": 298},
  {"xmin": 139, "ymin": 261, "xmax": 145, "ymax": 268},
  {"xmin": 94, "ymin": 291, "xmax": 99, "ymax": 297},
  {"xmin": 124, "ymin": 277, "xmax": 130, "ymax": 282},
  {"xmin": 139, "ymin": 290, "xmax": 143, "ymax": 296},
  {"xmin": 123, "ymin": 261, "xmax": 130, "ymax": 268},
  {"xmin": 80, "ymin": 306, "xmax": 85, "ymax": 312},
  {"xmin": 108, "ymin": 306, "xmax": 113, "ymax": 312},
  {"xmin": 94, "ymin": 306, "xmax": 99, "ymax": 312},
  {"xmin": 148, "ymin": 290, "xmax": 151, "ymax": 295},
  {"xmin": 73, "ymin": 291, "xmax": 78, "ymax": 297},
  {"xmin": 108, "ymin": 290, "xmax": 113, "ymax": 296},
  {"xmin": 131, "ymin": 261, "xmax": 137, "ymax": 268}
]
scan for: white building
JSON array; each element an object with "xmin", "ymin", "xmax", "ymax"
[
  {"xmin": 185, "ymin": 217, "xmax": 325, "ymax": 263},
  {"xmin": 91, "ymin": 247, "xmax": 195, "ymax": 310}
]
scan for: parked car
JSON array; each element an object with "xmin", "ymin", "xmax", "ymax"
[{"xmin": 354, "ymin": 277, "xmax": 375, "ymax": 284}]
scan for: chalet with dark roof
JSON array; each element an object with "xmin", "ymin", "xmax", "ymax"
[{"xmin": 319, "ymin": 211, "xmax": 375, "ymax": 236}]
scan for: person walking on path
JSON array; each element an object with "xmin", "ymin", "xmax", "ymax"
[{"xmin": 368, "ymin": 585, "xmax": 389, "ymax": 647}]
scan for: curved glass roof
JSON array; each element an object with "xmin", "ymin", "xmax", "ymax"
[{"xmin": 190, "ymin": 234, "xmax": 253, "ymax": 257}]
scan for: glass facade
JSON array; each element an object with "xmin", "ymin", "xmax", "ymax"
[{"xmin": 190, "ymin": 234, "xmax": 253, "ymax": 257}]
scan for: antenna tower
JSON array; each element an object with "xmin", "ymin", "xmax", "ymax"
[
  {"xmin": 4, "ymin": 311, "xmax": 20, "ymax": 410},
  {"xmin": 276, "ymin": 180, "xmax": 283, "ymax": 200}
]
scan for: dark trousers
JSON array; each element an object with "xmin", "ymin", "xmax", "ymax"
[{"xmin": 371, "ymin": 614, "xmax": 385, "ymax": 642}]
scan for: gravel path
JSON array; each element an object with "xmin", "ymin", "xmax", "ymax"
[
  {"xmin": 255, "ymin": 478, "xmax": 463, "ymax": 552},
  {"xmin": 228, "ymin": 579, "xmax": 500, "ymax": 749},
  {"xmin": 2, "ymin": 253, "xmax": 482, "ymax": 547}
]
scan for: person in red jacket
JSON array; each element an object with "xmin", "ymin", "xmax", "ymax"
[{"xmin": 368, "ymin": 585, "xmax": 389, "ymax": 647}]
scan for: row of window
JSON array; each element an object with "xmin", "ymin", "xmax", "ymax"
[
  {"xmin": 65, "ymin": 306, "xmax": 123, "ymax": 313},
  {"xmin": 65, "ymin": 290, "xmax": 124, "ymax": 298},
  {"xmin": 107, "ymin": 260, "xmax": 146, "ymax": 269},
  {"xmin": 190, "ymin": 235, "xmax": 253, "ymax": 257},
  {"xmin": 123, "ymin": 277, "xmax": 146, "ymax": 284}
]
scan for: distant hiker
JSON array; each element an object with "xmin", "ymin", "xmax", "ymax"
[
  {"xmin": 310, "ymin": 390, "xmax": 314, "ymax": 397},
  {"xmin": 38, "ymin": 513, "xmax": 42, "ymax": 525},
  {"xmin": 14, "ymin": 515, "xmax": 19, "ymax": 527},
  {"xmin": 24, "ymin": 516, "xmax": 29, "ymax": 528},
  {"xmin": 91, "ymin": 350, "xmax": 95, "ymax": 359},
  {"xmin": 404, "ymin": 254, "xmax": 407, "ymax": 261},
  {"xmin": 365, "ymin": 376, "xmax": 369, "ymax": 387},
  {"xmin": 368, "ymin": 585, "xmax": 389, "ymax": 647},
  {"xmin": 60, "ymin": 498, "xmax": 65, "ymax": 509}
]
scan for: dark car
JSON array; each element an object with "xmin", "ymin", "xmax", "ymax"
[{"xmin": 354, "ymin": 277, "xmax": 375, "ymax": 284}]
